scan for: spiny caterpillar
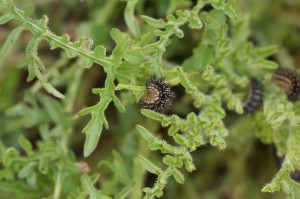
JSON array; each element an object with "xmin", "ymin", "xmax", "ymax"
[
  {"xmin": 242, "ymin": 78, "xmax": 263, "ymax": 114},
  {"xmin": 140, "ymin": 77, "xmax": 175, "ymax": 112},
  {"xmin": 272, "ymin": 68, "xmax": 300, "ymax": 101}
]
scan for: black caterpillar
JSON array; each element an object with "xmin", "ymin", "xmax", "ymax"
[
  {"xmin": 242, "ymin": 78, "xmax": 263, "ymax": 114},
  {"xmin": 140, "ymin": 77, "xmax": 175, "ymax": 112},
  {"xmin": 272, "ymin": 68, "xmax": 300, "ymax": 101}
]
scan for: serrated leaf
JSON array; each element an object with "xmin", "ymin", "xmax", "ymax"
[
  {"xmin": 141, "ymin": 15, "xmax": 166, "ymax": 28},
  {"xmin": 48, "ymin": 34, "xmax": 77, "ymax": 58},
  {"xmin": 139, "ymin": 155, "xmax": 162, "ymax": 175}
]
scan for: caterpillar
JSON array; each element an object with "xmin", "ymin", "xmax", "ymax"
[
  {"xmin": 140, "ymin": 77, "xmax": 175, "ymax": 112},
  {"xmin": 272, "ymin": 68, "xmax": 300, "ymax": 101},
  {"xmin": 242, "ymin": 78, "xmax": 263, "ymax": 114}
]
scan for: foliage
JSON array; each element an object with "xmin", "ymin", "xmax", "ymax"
[{"xmin": 0, "ymin": 0, "xmax": 300, "ymax": 198}]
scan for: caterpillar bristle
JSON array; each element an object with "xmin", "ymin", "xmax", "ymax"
[{"xmin": 140, "ymin": 77, "xmax": 175, "ymax": 112}]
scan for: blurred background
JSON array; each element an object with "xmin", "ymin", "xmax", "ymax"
[{"xmin": 1, "ymin": 0, "xmax": 300, "ymax": 198}]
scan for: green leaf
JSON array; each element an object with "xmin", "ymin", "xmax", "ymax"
[
  {"xmin": 173, "ymin": 168, "xmax": 184, "ymax": 184},
  {"xmin": 94, "ymin": 45, "xmax": 106, "ymax": 58},
  {"xmin": 254, "ymin": 45, "xmax": 277, "ymax": 58},
  {"xmin": 189, "ymin": 11, "xmax": 203, "ymax": 29},
  {"xmin": 112, "ymin": 95, "xmax": 126, "ymax": 113},
  {"xmin": 83, "ymin": 115, "xmax": 103, "ymax": 157},
  {"xmin": 139, "ymin": 155, "xmax": 162, "ymax": 175},
  {"xmin": 222, "ymin": 3, "xmax": 238, "ymax": 20},
  {"xmin": 255, "ymin": 59, "xmax": 278, "ymax": 69},
  {"xmin": 23, "ymin": 3, "xmax": 35, "ymax": 17},
  {"xmin": 141, "ymin": 15, "xmax": 167, "ymax": 29},
  {"xmin": 168, "ymin": 125, "xmax": 179, "ymax": 136},
  {"xmin": 0, "ymin": 13, "xmax": 12, "ymax": 25},
  {"xmin": 124, "ymin": 0, "xmax": 140, "ymax": 38},
  {"xmin": 123, "ymin": 49, "xmax": 144, "ymax": 64},
  {"xmin": 111, "ymin": 151, "xmax": 131, "ymax": 184},
  {"xmin": 0, "ymin": 25, "xmax": 24, "ymax": 68},
  {"xmin": 173, "ymin": 134, "xmax": 188, "ymax": 146},
  {"xmin": 81, "ymin": 174, "xmax": 100, "ymax": 199},
  {"xmin": 203, "ymin": 10, "xmax": 226, "ymax": 30},
  {"xmin": 41, "ymin": 82, "xmax": 65, "ymax": 99},
  {"xmin": 136, "ymin": 125, "xmax": 158, "ymax": 144},
  {"xmin": 26, "ymin": 172, "xmax": 37, "ymax": 186},
  {"xmin": 18, "ymin": 162, "xmax": 36, "ymax": 179},
  {"xmin": 141, "ymin": 109, "xmax": 165, "ymax": 121},
  {"xmin": 190, "ymin": 45, "xmax": 213, "ymax": 70},
  {"xmin": 18, "ymin": 135, "xmax": 32, "ymax": 155},
  {"xmin": 3, "ymin": 148, "xmax": 19, "ymax": 167},
  {"xmin": 115, "ymin": 183, "xmax": 133, "ymax": 199},
  {"xmin": 110, "ymin": 28, "xmax": 128, "ymax": 59},
  {"xmin": 82, "ymin": 98, "xmax": 111, "ymax": 157},
  {"xmin": 39, "ymin": 95, "xmax": 66, "ymax": 124},
  {"xmin": 162, "ymin": 155, "xmax": 175, "ymax": 165}
]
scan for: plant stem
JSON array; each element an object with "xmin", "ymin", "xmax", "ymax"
[{"xmin": 54, "ymin": 171, "xmax": 62, "ymax": 199}]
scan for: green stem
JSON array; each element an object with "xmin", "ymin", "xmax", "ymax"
[
  {"xmin": 10, "ymin": 6, "xmax": 112, "ymax": 68},
  {"xmin": 54, "ymin": 171, "xmax": 62, "ymax": 199}
]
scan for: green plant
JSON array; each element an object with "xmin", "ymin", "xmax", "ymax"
[{"xmin": 0, "ymin": 0, "xmax": 300, "ymax": 198}]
